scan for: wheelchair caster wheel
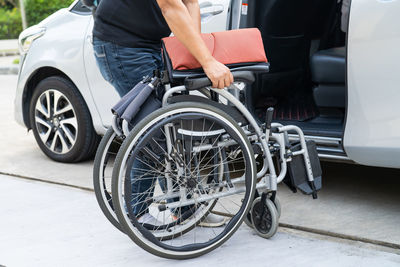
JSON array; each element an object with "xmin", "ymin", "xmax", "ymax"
[
  {"xmin": 272, "ymin": 196, "xmax": 281, "ymax": 219},
  {"xmin": 251, "ymin": 197, "xmax": 278, "ymax": 239},
  {"xmin": 243, "ymin": 195, "xmax": 281, "ymax": 229},
  {"xmin": 243, "ymin": 210, "xmax": 254, "ymax": 229}
]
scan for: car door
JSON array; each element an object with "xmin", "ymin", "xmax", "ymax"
[
  {"xmin": 83, "ymin": 0, "xmax": 232, "ymax": 130},
  {"xmin": 199, "ymin": 0, "xmax": 231, "ymax": 33},
  {"xmin": 344, "ymin": 0, "xmax": 400, "ymax": 168},
  {"xmin": 83, "ymin": 17, "xmax": 119, "ymax": 132}
]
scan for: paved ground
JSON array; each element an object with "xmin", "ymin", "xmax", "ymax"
[
  {"xmin": 0, "ymin": 55, "xmax": 19, "ymax": 74},
  {"xmin": 0, "ymin": 39, "xmax": 18, "ymax": 55},
  {"xmin": 1, "ymin": 74, "xmax": 400, "ymax": 265},
  {"xmin": 0, "ymin": 39, "xmax": 19, "ymax": 74},
  {"xmin": 279, "ymin": 163, "xmax": 400, "ymax": 246},
  {"xmin": 0, "ymin": 55, "xmax": 19, "ymax": 65},
  {"xmin": 1, "ymin": 174, "xmax": 399, "ymax": 267}
]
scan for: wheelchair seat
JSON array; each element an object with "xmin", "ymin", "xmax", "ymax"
[{"xmin": 162, "ymin": 28, "xmax": 269, "ymax": 83}]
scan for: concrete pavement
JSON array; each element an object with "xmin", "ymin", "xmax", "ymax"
[
  {"xmin": 0, "ymin": 55, "xmax": 19, "ymax": 65},
  {"xmin": 0, "ymin": 39, "xmax": 19, "ymax": 74},
  {"xmin": 1, "ymin": 174, "xmax": 399, "ymax": 267},
  {"xmin": 279, "ymin": 163, "xmax": 400, "ymax": 247},
  {"xmin": 0, "ymin": 55, "xmax": 19, "ymax": 75},
  {"xmin": 0, "ymin": 39, "xmax": 18, "ymax": 56}
]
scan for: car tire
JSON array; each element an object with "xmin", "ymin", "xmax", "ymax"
[{"xmin": 29, "ymin": 76, "xmax": 100, "ymax": 163}]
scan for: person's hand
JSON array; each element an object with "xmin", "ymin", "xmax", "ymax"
[{"xmin": 203, "ymin": 59, "xmax": 234, "ymax": 89}]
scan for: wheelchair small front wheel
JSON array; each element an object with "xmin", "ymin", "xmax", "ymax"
[
  {"xmin": 112, "ymin": 101, "xmax": 257, "ymax": 259},
  {"xmin": 243, "ymin": 193, "xmax": 281, "ymax": 229},
  {"xmin": 273, "ymin": 195, "xmax": 282, "ymax": 219},
  {"xmin": 243, "ymin": 210, "xmax": 254, "ymax": 229},
  {"xmin": 251, "ymin": 197, "xmax": 279, "ymax": 239}
]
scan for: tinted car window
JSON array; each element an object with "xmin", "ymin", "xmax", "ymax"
[{"xmin": 71, "ymin": 0, "xmax": 91, "ymax": 14}]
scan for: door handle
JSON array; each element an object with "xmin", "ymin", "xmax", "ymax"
[{"xmin": 201, "ymin": 3, "xmax": 224, "ymax": 19}]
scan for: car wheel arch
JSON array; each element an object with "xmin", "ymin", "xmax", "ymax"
[{"xmin": 23, "ymin": 67, "xmax": 87, "ymax": 129}]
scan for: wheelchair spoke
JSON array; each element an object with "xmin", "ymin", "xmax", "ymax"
[
  {"xmin": 115, "ymin": 103, "xmax": 256, "ymax": 258},
  {"xmin": 186, "ymin": 118, "xmax": 217, "ymax": 171}
]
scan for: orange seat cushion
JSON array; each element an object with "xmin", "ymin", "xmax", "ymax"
[{"xmin": 162, "ymin": 28, "xmax": 268, "ymax": 71}]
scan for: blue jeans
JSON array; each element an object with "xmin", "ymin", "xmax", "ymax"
[
  {"xmin": 93, "ymin": 37, "xmax": 162, "ymax": 97},
  {"xmin": 130, "ymin": 158, "xmax": 163, "ymax": 217},
  {"xmin": 93, "ymin": 37, "xmax": 162, "ymax": 216}
]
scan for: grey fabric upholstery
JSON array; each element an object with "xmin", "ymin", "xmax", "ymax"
[
  {"xmin": 310, "ymin": 47, "xmax": 346, "ymax": 108},
  {"xmin": 311, "ymin": 47, "xmax": 346, "ymax": 84},
  {"xmin": 313, "ymin": 85, "xmax": 346, "ymax": 108}
]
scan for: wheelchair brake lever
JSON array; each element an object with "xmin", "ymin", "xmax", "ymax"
[{"xmin": 265, "ymin": 107, "xmax": 274, "ymax": 130}]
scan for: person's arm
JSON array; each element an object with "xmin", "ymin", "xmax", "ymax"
[
  {"xmin": 182, "ymin": 0, "xmax": 201, "ymax": 33},
  {"xmin": 157, "ymin": 0, "xmax": 233, "ymax": 89}
]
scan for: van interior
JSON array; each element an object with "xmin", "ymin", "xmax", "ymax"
[{"xmin": 241, "ymin": 0, "xmax": 348, "ymax": 160}]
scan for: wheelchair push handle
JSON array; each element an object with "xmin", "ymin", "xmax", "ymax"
[
  {"xmin": 120, "ymin": 77, "xmax": 160, "ymax": 122},
  {"xmin": 184, "ymin": 71, "xmax": 255, "ymax": 90}
]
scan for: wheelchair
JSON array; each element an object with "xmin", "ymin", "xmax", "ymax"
[{"xmin": 93, "ymin": 29, "xmax": 322, "ymax": 259}]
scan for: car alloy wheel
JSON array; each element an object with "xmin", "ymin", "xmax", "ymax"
[
  {"xmin": 30, "ymin": 76, "xmax": 99, "ymax": 163},
  {"xmin": 34, "ymin": 89, "xmax": 78, "ymax": 154}
]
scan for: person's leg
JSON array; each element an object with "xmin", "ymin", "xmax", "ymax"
[
  {"xmin": 93, "ymin": 37, "xmax": 128, "ymax": 97},
  {"xmin": 130, "ymin": 157, "xmax": 161, "ymax": 217},
  {"xmin": 93, "ymin": 37, "xmax": 163, "ymax": 216},
  {"xmin": 93, "ymin": 37, "xmax": 162, "ymax": 97}
]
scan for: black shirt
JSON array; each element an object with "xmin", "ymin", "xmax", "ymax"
[{"xmin": 93, "ymin": 0, "xmax": 171, "ymax": 50}]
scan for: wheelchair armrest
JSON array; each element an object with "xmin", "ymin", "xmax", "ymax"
[{"xmin": 184, "ymin": 71, "xmax": 255, "ymax": 91}]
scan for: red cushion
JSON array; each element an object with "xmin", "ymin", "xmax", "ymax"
[{"xmin": 162, "ymin": 28, "xmax": 268, "ymax": 71}]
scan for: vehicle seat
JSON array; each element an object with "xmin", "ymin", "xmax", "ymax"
[
  {"xmin": 310, "ymin": 47, "xmax": 346, "ymax": 108},
  {"xmin": 254, "ymin": 0, "xmax": 312, "ymax": 73}
]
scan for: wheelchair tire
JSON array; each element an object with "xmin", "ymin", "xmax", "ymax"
[
  {"xmin": 93, "ymin": 128, "xmax": 124, "ymax": 232},
  {"xmin": 273, "ymin": 196, "xmax": 282, "ymax": 219},
  {"xmin": 251, "ymin": 197, "xmax": 279, "ymax": 239},
  {"xmin": 243, "ymin": 209, "xmax": 255, "ymax": 229},
  {"xmin": 112, "ymin": 102, "xmax": 257, "ymax": 259}
]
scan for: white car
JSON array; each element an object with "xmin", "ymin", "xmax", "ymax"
[{"xmin": 15, "ymin": 0, "xmax": 400, "ymax": 168}]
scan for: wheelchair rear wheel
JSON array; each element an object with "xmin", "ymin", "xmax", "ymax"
[
  {"xmin": 111, "ymin": 102, "xmax": 257, "ymax": 259},
  {"xmin": 93, "ymin": 128, "xmax": 124, "ymax": 232}
]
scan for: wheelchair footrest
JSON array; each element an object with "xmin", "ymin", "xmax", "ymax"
[{"xmin": 284, "ymin": 140, "xmax": 322, "ymax": 198}]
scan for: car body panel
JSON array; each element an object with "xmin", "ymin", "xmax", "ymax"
[
  {"xmin": 199, "ymin": 0, "xmax": 231, "ymax": 32},
  {"xmin": 83, "ymin": 17, "xmax": 119, "ymax": 134},
  {"xmin": 344, "ymin": 0, "xmax": 400, "ymax": 168},
  {"xmin": 15, "ymin": 8, "xmax": 105, "ymax": 134}
]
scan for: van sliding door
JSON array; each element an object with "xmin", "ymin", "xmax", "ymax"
[
  {"xmin": 344, "ymin": 0, "xmax": 400, "ymax": 168},
  {"xmin": 199, "ymin": 0, "xmax": 231, "ymax": 33}
]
